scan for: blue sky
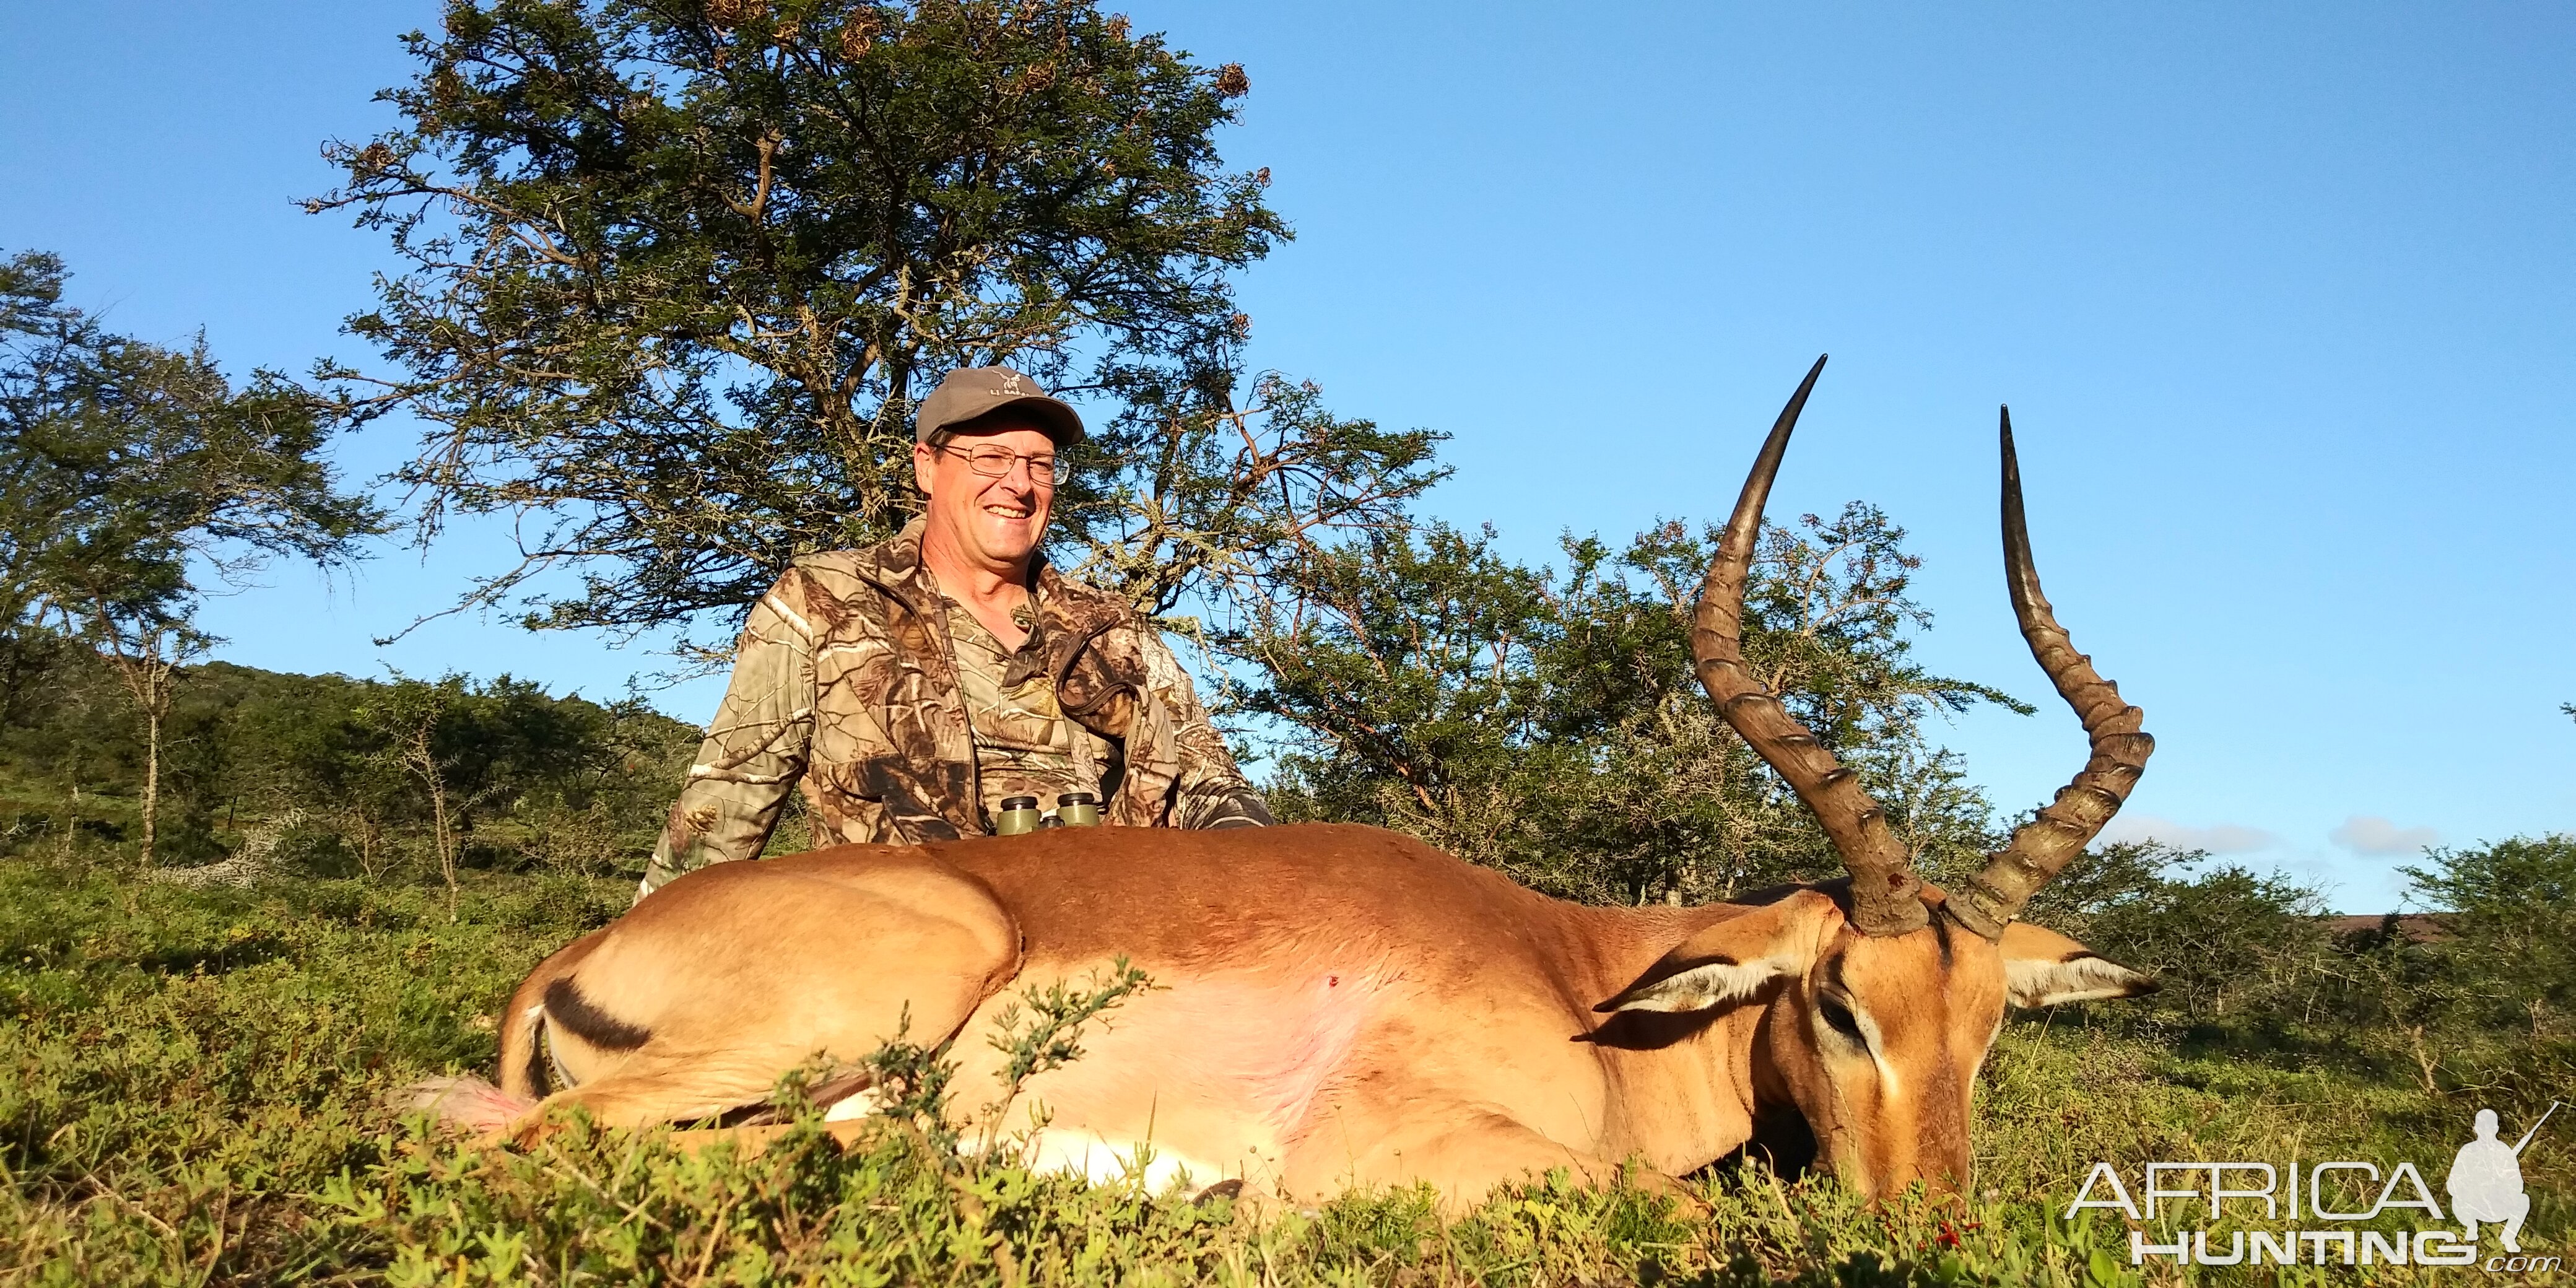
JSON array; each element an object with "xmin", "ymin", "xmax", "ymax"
[{"xmin": 4, "ymin": 2, "xmax": 2569, "ymax": 910}]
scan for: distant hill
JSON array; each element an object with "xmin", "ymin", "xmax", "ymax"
[{"xmin": 2325, "ymin": 912, "xmax": 2452, "ymax": 942}]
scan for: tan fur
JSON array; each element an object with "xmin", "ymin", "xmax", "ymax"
[
  {"xmin": 502, "ymin": 848, "xmax": 1021, "ymax": 1134},
  {"xmin": 468, "ymin": 825, "xmax": 2147, "ymax": 1207}
]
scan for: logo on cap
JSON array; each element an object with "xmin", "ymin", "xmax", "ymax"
[{"xmin": 991, "ymin": 373, "xmax": 1024, "ymax": 396}]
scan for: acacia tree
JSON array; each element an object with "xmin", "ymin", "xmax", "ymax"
[
  {"xmin": 0, "ymin": 251, "xmax": 382, "ymax": 865},
  {"xmin": 357, "ymin": 671, "xmax": 614, "ymax": 911},
  {"xmin": 358, "ymin": 676, "xmax": 477, "ymax": 916},
  {"xmin": 315, "ymin": 0, "xmax": 1438, "ymax": 663}
]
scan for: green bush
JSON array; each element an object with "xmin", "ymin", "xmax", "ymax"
[{"xmin": 2021, "ymin": 842, "xmax": 2333, "ymax": 1030}]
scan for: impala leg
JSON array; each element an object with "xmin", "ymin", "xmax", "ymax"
[
  {"xmin": 656, "ymin": 1120, "xmax": 882, "ymax": 1159},
  {"xmin": 492, "ymin": 1115, "xmax": 881, "ymax": 1159},
  {"xmin": 505, "ymin": 1045, "xmax": 834, "ymax": 1143}
]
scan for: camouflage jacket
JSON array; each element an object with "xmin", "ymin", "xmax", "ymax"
[{"xmin": 642, "ymin": 518, "xmax": 1271, "ymax": 893}]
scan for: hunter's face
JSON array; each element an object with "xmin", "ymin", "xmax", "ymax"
[{"xmin": 915, "ymin": 422, "xmax": 1058, "ymax": 573}]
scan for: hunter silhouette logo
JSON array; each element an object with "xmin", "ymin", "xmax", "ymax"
[
  {"xmin": 2451, "ymin": 1102, "xmax": 2555, "ymax": 1253},
  {"xmin": 2065, "ymin": 1100, "xmax": 2562, "ymax": 1268}
]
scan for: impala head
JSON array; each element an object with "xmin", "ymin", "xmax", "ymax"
[{"xmin": 1603, "ymin": 355, "xmax": 2157, "ymax": 1199}]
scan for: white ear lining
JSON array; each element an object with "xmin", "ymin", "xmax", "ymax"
[
  {"xmin": 2005, "ymin": 952, "xmax": 2156, "ymax": 1007},
  {"xmin": 1607, "ymin": 954, "xmax": 1799, "ymax": 1014}
]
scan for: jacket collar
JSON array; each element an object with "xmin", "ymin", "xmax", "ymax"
[{"xmin": 841, "ymin": 516, "xmax": 936, "ymax": 611}]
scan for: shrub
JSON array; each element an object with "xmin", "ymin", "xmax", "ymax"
[{"xmin": 2021, "ymin": 841, "xmax": 2333, "ymax": 1029}]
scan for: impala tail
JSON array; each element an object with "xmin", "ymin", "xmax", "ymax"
[{"xmin": 398, "ymin": 1075, "xmax": 535, "ymax": 1136}]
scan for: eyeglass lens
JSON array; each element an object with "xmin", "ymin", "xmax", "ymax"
[{"xmin": 959, "ymin": 446, "xmax": 1060, "ymax": 484}]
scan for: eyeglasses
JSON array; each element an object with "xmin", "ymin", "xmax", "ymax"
[{"xmin": 939, "ymin": 445, "xmax": 1063, "ymax": 487}]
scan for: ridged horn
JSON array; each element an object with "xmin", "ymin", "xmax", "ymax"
[
  {"xmin": 1691, "ymin": 355, "xmax": 1930, "ymax": 938},
  {"xmin": 1943, "ymin": 407, "xmax": 2155, "ymax": 941}
]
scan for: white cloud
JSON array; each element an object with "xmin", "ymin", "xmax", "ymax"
[
  {"xmin": 2095, "ymin": 814, "xmax": 2280, "ymax": 855},
  {"xmin": 2329, "ymin": 815, "xmax": 2440, "ymax": 857}
]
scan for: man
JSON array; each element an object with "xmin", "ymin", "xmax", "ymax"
[{"xmin": 640, "ymin": 366, "xmax": 1272, "ymax": 896}]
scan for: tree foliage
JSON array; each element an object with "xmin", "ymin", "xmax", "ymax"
[
  {"xmin": 2008, "ymin": 833, "xmax": 2576, "ymax": 1104},
  {"xmin": 316, "ymin": 0, "xmax": 1439, "ymax": 659},
  {"xmin": 1241, "ymin": 504, "xmax": 2030, "ymax": 905},
  {"xmin": 2397, "ymin": 835, "xmax": 2576, "ymax": 1043},
  {"xmin": 2, "ymin": 252, "xmax": 380, "ymax": 627}
]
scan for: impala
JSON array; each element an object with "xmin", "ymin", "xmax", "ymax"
[{"xmin": 428, "ymin": 356, "xmax": 2157, "ymax": 1205}]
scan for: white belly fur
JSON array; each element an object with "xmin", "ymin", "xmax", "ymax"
[
  {"xmin": 936, "ymin": 957, "xmax": 1408, "ymax": 1196},
  {"xmin": 1015, "ymin": 1130, "xmax": 1238, "ymax": 1193},
  {"xmin": 817, "ymin": 1084, "xmax": 1268, "ymax": 1193}
]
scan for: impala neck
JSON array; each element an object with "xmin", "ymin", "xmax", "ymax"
[{"xmin": 1565, "ymin": 901, "xmax": 1780, "ymax": 1175}]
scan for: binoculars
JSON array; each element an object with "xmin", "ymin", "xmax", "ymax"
[{"xmin": 993, "ymin": 791, "xmax": 1101, "ymax": 835}]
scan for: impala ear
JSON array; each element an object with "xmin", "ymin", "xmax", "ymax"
[
  {"xmin": 1598, "ymin": 954, "xmax": 1800, "ymax": 1013},
  {"xmin": 1998, "ymin": 921, "xmax": 2156, "ymax": 1007},
  {"xmin": 1595, "ymin": 892, "xmax": 1828, "ymax": 1014}
]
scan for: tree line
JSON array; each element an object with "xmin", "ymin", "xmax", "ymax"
[{"xmin": 0, "ymin": 648, "xmax": 700, "ymax": 894}]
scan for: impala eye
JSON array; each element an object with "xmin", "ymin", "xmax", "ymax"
[{"xmin": 1817, "ymin": 994, "xmax": 1865, "ymax": 1043}]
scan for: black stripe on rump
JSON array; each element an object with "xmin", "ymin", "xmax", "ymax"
[{"xmin": 543, "ymin": 977, "xmax": 651, "ymax": 1051}]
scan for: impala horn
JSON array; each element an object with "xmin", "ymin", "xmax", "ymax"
[
  {"xmin": 1939, "ymin": 407, "xmax": 2154, "ymax": 941},
  {"xmin": 1691, "ymin": 355, "xmax": 1930, "ymax": 937}
]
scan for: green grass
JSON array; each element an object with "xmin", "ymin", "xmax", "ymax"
[{"xmin": 2, "ymin": 855, "xmax": 2564, "ymax": 1285}]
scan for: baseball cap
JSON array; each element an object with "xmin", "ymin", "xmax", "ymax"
[{"xmin": 914, "ymin": 366, "xmax": 1086, "ymax": 445}]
